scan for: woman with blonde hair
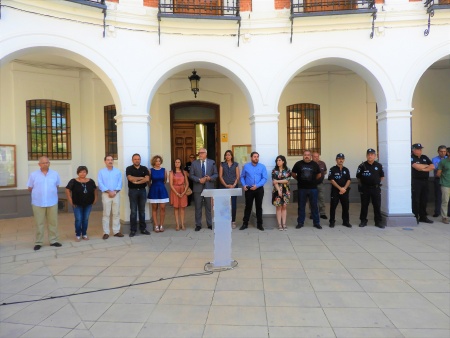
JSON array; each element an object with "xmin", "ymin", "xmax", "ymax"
[
  {"xmin": 147, "ymin": 155, "xmax": 169, "ymax": 232},
  {"xmin": 169, "ymin": 158, "xmax": 189, "ymax": 230}
]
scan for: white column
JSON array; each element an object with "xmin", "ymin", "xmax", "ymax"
[
  {"xmin": 115, "ymin": 112, "xmax": 151, "ymax": 225},
  {"xmin": 250, "ymin": 112, "xmax": 279, "ymax": 225},
  {"xmin": 377, "ymin": 109, "xmax": 416, "ymax": 226}
]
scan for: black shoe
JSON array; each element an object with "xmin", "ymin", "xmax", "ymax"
[
  {"xmin": 34, "ymin": 245, "xmax": 41, "ymax": 251},
  {"xmin": 419, "ymin": 218, "xmax": 434, "ymax": 224},
  {"xmin": 343, "ymin": 222, "xmax": 352, "ymax": 228},
  {"xmin": 129, "ymin": 231, "xmax": 136, "ymax": 237},
  {"xmin": 296, "ymin": 223, "xmax": 304, "ymax": 229},
  {"xmin": 195, "ymin": 226, "xmax": 202, "ymax": 231},
  {"xmin": 329, "ymin": 221, "xmax": 335, "ymax": 228},
  {"xmin": 313, "ymin": 224, "xmax": 322, "ymax": 229},
  {"xmin": 359, "ymin": 221, "xmax": 367, "ymax": 227},
  {"xmin": 375, "ymin": 223, "xmax": 385, "ymax": 229},
  {"xmin": 433, "ymin": 213, "xmax": 439, "ymax": 217},
  {"xmin": 141, "ymin": 229, "xmax": 151, "ymax": 235},
  {"xmin": 320, "ymin": 215, "xmax": 328, "ymax": 220},
  {"xmin": 239, "ymin": 224, "xmax": 248, "ymax": 230},
  {"xmin": 207, "ymin": 225, "xmax": 212, "ymax": 230},
  {"xmin": 50, "ymin": 242, "xmax": 62, "ymax": 247},
  {"xmin": 257, "ymin": 225, "xmax": 264, "ymax": 231}
]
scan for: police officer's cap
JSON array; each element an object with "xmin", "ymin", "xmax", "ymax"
[
  {"xmin": 366, "ymin": 148, "xmax": 376, "ymax": 154},
  {"xmin": 412, "ymin": 143, "xmax": 424, "ymax": 149},
  {"xmin": 336, "ymin": 153, "xmax": 345, "ymax": 159}
]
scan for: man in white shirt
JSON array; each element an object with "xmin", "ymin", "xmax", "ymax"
[{"xmin": 27, "ymin": 156, "xmax": 61, "ymax": 251}]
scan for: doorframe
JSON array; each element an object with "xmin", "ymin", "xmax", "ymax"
[{"xmin": 170, "ymin": 101, "xmax": 221, "ymax": 167}]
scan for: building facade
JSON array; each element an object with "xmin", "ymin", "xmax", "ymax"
[{"xmin": 1, "ymin": 0, "xmax": 449, "ymax": 224}]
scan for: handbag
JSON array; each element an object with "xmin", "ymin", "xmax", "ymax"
[{"xmin": 185, "ymin": 187, "xmax": 193, "ymax": 196}]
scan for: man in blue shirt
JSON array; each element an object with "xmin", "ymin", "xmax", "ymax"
[
  {"xmin": 239, "ymin": 152, "xmax": 267, "ymax": 231},
  {"xmin": 98, "ymin": 155, "xmax": 123, "ymax": 239},
  {"xmin": 432, "ymin": 145, "xmax": 448, "ymax": 217}
]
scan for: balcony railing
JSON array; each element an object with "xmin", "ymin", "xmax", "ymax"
[
  {"xmin": 158, "ymin": 1, "xmax": 241, "ymax": 46},
  {"xmin": 424, "ymin": 0, "xmax": 450, "ymax": 36},
  {"xmin": 65, "ymin": 0, "xmax": 107, "ymax": 37},
  {"xmin": 290, "ymin": 0, "xmax": 377, "ymax": 41},
  {"xmin": 158, "ymin": 0, "xmax": 240, "ymax": 20}
]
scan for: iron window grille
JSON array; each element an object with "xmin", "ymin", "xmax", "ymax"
[
  {"xmin": 287, "ymin": 103, "xmax": 321, "ymax": 156},
  {"xmin": 104, "ymin": 105, "xmax": 118, "ymax": 160},
  {"xmin": 424, "ymin": 0, "xmax": 450, "ymax": 36},
  {"xmin": 27, "ymin": 100, "xmax": 71, "ymax": 160}
]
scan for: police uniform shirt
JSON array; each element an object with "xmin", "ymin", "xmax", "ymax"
[
  {"xmin": 328, "ymin": 165, "xmax": 351, "ymax": 189},
  {"xmin": 356, "ymin": 161, "xmax": 384, "ymax": 186},
  {"xmin": 126, "ymin": 165, "xmax": 149, "ymax": 189},
  {"xmin": 292, "ymin": 160, "xmax": 321, "ymax": 189},
  {"xmin": 411, "ymin": 154, "xmax": 432, "ymax": 180}
]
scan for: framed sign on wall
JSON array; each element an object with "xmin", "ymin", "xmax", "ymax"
[
  {"xmin": 232, "ymin": 144, "xmax": 252, "ymax": 170},
  {"xmin": 0, "ymin": 145, "xmax": 17, "ymax": 188}
]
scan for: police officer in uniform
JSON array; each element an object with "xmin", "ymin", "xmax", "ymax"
[
  {"xmin": 411, "ymin": 143, "xmax": 434, "ymax": 224},
  {"xmin": 356, "ymin": 148, "xmax": 385, "ymax": 228},
  {"xmin": 328, "ymin": 153, "xmax": 352, "ymax": 228}
]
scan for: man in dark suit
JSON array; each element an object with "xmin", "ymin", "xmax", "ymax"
[{"xmin": 189, "ymin": 148, "xmax": 218, "ymax": 231}]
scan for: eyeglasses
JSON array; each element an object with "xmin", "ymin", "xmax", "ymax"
[{"xmin": 198, "ymin": 152, "xmax": 206, "ymax": 154}]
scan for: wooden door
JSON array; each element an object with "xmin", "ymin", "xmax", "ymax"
[
  {"xmin": 172, "ymin": 122, "xmax": 197, "ymax": 165},
  {"xmin": 304, "ymin": 0, "xmax": 357, "ymax": 12}
]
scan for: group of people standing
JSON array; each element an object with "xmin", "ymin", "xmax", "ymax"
[{"xmin": 27, "ymin": 142, "xmax": 450, "ymax": 250}]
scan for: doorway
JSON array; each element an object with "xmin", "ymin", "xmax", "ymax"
[{"xmin": 170, "ymin": 102, "xmax": 220, "ymax": 168}]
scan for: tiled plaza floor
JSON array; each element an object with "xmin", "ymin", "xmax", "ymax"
[{"xmin": 1, "ymin": 202, "xmax": 449, "ymax": 338}]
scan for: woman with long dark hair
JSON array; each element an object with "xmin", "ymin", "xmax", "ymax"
[
  {"xmin": 169, "ymin": 158, "xmax": 188, "ymax": 230},
  {"xmin": 272, "ymin": 155, "xmax": 291, "ymax": 230},
  {"xmin": 219, "ymin": 150, "xmax": 240, "ymax": 228}
]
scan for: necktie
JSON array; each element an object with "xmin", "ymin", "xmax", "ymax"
[{"xmin": 201, "ymin": 161, "xmax": 206, "ymax": 177}]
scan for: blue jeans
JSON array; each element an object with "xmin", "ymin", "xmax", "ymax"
[
  {"xmin": 297, "ymin": 189, "xmax": 320, "ymax": 225},
  {"xmin": 73, "ymin": 204, "xmax": 93, "ymax": 237},
  {"xmin": 129, "ymin": 188, "xmax": 147, "ymax": 232}
]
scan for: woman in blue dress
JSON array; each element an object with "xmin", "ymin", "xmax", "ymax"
[{"xmin": 147, "ymin": 155, "xmax": 169, "ymax": 232}]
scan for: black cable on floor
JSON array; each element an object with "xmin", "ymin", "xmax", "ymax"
[{"xmin": 0, "ymin": 270, "xmax": 214, "ymax": 306}]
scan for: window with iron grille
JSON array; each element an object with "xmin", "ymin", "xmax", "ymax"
[
  {"xmin": 287, "ymin": 103, "xmax": 321, "ymax": 156},
  {"xmin": 104, "ymin": 105, "xmax": 118, "ymax": 160},
  {"xmin": 26, "ymin": 100, "xmax": 71, "ymax": 160}
]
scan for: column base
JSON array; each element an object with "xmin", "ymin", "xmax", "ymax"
[{"xmin": 382, "ymin": 213, "xmax": 418, "ymax": 227}]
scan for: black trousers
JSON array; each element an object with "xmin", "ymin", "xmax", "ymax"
[
  {"xmin": 412, "ymin": 178, "xmax": 429, "ymax": 219},
  {"xmin": 243, "ymin": 187, "xmax": 264, "ymax": 226},
  {"xmin": 330, "ymin": 189, "xmax": 349, "ymax": 223},
  {"xmin": 359, "ymin": 186, "xmax": 382, "ymax": 223}
]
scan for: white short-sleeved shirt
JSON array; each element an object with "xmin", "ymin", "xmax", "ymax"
[{"xmin": 27, "ymin": 169, "xmax": 61, "ymax": 207}]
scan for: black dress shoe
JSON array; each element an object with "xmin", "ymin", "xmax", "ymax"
[
  {"xmin": 129, "ymin": 231, "xmax": 136, "ymax": 237},
  {"xmin": 239, "ymin": 224, "xmax": 248, "ymax": 230},
  {"xmin": 313, "ymin": 224, "xmax": 322, "ymax": 229},
  {"xmin": 195, "ymin": 226, "xmax": 202, "ymax": 231},
  {"xmin": 343, "ymin": 222, "xmax": 352, "ymax": 228},
  {"xmin": 141, "ymin": 229, "xmax": 151, "ymax": 235},
  {"xmin": 34, "ymin": 245, "xmax": 41, "ymax": 251},
  {"xmin": 50, "ymin": 242, "xmax": 62, "ymax": 247},
  {"xmin": 257, "ymin": 225, "xmax": 264, "ymax": 231},
  {"xmin": 375, "ymin": 223, "xmax": 385, "ymax": 229},
  {"xmin": 207, "ymin": 225, "xmax": 213, "ymax": 230},
  {"xmin": 359, "ymin": 221, "xmax": 367, "ymax": 227},
  {"xmin": 296, "ymin": 223, "xmax": 303, "ymax": 229},
  {"xmin": 419, "ymin": 218, "xmax": 434, "ymax": 224},
  {"xmin": 320, "ymin": 215, "xmax": 328, "ymax": 220},
  {"xmin": 433, "ymin": 213, "xmax": 439, "ymax": 217},
  {"xmin": 329, "ymin": 222, "xmax": 335, "ymax": 228}
]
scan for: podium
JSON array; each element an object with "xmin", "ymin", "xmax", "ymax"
[{"xmin": 201, "ymin": 188, "xmax": 242, "ymax": 271}]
